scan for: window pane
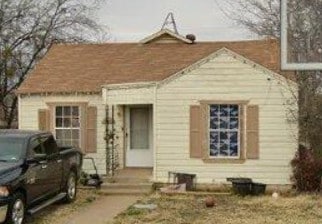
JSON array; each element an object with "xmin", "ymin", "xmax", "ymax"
[
  {"xmin": 219, "ymin": 105, "xmax": 229, "ymax": 116},
  {"xmin": 62, "ymin": 139, "xmax": 71, "ymax": 147},
  {"xmin": 210, "ymin": 105, "xmax": 219, "ymax": 117},
  {"xmin": 72, "ymin": 106, "xmax": 79, "ymax": 116},
  {"xmin": 56, "ymin": 107, "xmax": 63, "ymax": 116},
  {"xmin": 230, "ymin": 131, "xmax": 238, "ymax": 143},
  {"xmin": 42, "ymin": 136, "xmax": 58, "ymax": 155},
  {"xmin": 72, "ymin": 117, "xmax": 80, "ymax": 127},
  {"xmin": 219, "ymin": 117, "xmax": 229, "ymax": 129},
  {"xmin": 230, "ymin": 105, "xmax": 239, "ymax": 117},
  {"xmin": 210, "ymin": 131, "xmax": 219, "ymax": 156},
  {"xmin": 210, "ymin": 117, "xmax": 219, "ymax": 130},
  {"xmin": 63, "ymin": 106, "xmax": 71, "ymax": 116},
  {"xmin": 230, "ymin": 144, "xmax": 238, "ymax": 156},
  {"xmin": 130, "ymin": 108, "xmax": 149, "ymax": 149},
  {"xmin": 219, "ymin": 142, "xmax": 229, "ymax": 156},
  {"xmin": 56, "ymin": 129, "xmax": 63, "ymax": 139},
  {"xmin": 63, "ymin": 118, "xmax": 71, "ymax": 127},
  {"xmin": 210, "ymin": 131, "xmax": 219, "ymax": 144},
  {"xmin": 29, "ymin": 138, "xmax": 44, "ymax": 155},
  {"xmin": 56, "ymin": 118, "xmax": 63, "ymax": 127},
  {"xmin": 71, "ymin": 130, "xmax": 79, "ymax": 139},
  {"xmin": 72, "ymin": 140, "xmax": 79, "ymax": 147},
  {"xmin": 230, "ymin": 118, "xmax": 239, "ymax": 130},
  {"xmin": 63, "ymin": 129, "xmax": 72, "ymax": 139}
]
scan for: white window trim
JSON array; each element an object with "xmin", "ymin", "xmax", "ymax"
[
  {"xmin": 208, "ymin": 104, "xmax": 241, "ymax": 159},
  {"xmin": 54, "ymin": 105, "xmax": 81, "ymax": 147}
]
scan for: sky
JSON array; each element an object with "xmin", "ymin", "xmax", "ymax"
[{"xmin": 97, "ymin": 0, "xmax": 257, "ymax": 42}]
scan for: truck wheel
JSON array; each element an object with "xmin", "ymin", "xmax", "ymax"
[
  {"xmin": 63, "ymin": 171, "xmax": 77, "ymax": 203},
  {"xmin": 6, "ymin": 192, "xmax": 25, "ymax": 224}
]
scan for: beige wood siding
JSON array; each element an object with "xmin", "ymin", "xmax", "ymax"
[
  {"xmin": 105, "ymin": 86, "xmax": 154, "ymax": 105},
  {"xmin": 155, "ymin": 52, "xmax": 298, "ymax": 185},
  {"xmin": 19, "ymin": 94, "xmax": 107, "ymax": 174}
]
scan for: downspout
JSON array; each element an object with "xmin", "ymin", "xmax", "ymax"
[{"xmin": 153, "ymin": 84, "xmax": 158, "ymax": 182}]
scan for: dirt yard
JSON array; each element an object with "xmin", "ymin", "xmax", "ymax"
[
  {"xmin": 28, "ymin": 189, "xmax": 99, "ymax": 224},
  {"xmin": 110, "ymin": 193, "xmax": 322, "ymax": 224}
]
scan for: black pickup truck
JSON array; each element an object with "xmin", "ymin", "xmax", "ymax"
[{"xmin": 0, "ymin": 130, "xmax": 83, "ymax": 224}]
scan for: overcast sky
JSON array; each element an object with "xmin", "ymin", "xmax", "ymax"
[{"xmin": 97, "ymin": 0, "xmax": 257, "ymax": 42}]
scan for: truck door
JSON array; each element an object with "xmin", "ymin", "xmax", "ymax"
[
  {"xmin": 26, "ymin": 137, "xmax": 48, "ymax": 203},
  {"xmin": 41, "ymin": 135, "xmax": 63, "ymax": 194}
]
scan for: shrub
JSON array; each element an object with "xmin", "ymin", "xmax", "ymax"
[{"xmin": 291, "ymin": 145, "xmax": 322, "ymax": 192}]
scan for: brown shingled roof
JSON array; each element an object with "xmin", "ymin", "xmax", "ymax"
[{"xmin": 17, "ymin": 39, "xmax": 294, "ymax": 94}]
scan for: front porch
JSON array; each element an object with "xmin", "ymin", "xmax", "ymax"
[
  {"xmin": 101, "ymin": 168, "xmax": 153, "ymax": 195},
  {"xmin": 111, "ymin": 168, "xmax": 153, "ymax": 183},
  {"xmin": 103, "ymin": 82, "xmax": 157, "ymax": 181}
]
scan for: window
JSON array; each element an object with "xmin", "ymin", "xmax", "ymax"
[
  {"xmin": 55, "ymin": 106, "xmax": 80, "ymax": 147},
  {"xmin": 0, "ymin": 137, "xmax": 25, "ymax": 161},
  {"xmin": 41, "ymin": 135, "xmax": 58, "ymax": 155},
  {"xmin": 130, "ymin": 107, "xmax": 150, "ymax": 149},
  {"xmin": 29, "ymin": 137, "xmax": 44, "ymax": 156},
  {"xmin": 209, "ymin": 104, "xmax": 239, "ymax": 158}
]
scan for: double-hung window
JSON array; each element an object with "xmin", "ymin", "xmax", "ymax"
[
  {"xmin": 55, "ymin": 106, "xmax": 80, "ymax": 147},
  {"xmin": 209, "ymin": 104, "xmax": 240, "ymax": 158}
]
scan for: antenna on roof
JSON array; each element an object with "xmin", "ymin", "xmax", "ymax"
[{"xmin": 161, "ymin": 12, "xmax": 179, "ymax": 34}]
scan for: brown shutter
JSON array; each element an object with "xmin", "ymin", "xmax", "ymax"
[
  {"xmin": 190, "ymin": 105, "xmax": 203, "ymax": 158},
  {"xmin": 246, "ymin": 105, "xmax": 260, "ymax": 159},
  {"xmin": 239, "ymin": 105, "xmax": 245, "ymax": 159},
  {"xmin": 85, "ymin": 106, "xmax": 97, "ymax": 153},
  {"xmin": 38, "ymin": 109, "xmax": 50, "ymax": 131}
]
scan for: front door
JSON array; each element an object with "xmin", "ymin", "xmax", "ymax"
[{"xmin": 126, "ymin": 105, "xmax": 153, "ymax": 167}]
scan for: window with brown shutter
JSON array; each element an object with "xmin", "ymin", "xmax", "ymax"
[
  {"xmin": 46, "ymin": 102, "xmax": 91, "ymax": 153},
  {"xmin": 191, "ymin": 100, "xmax": 251, "ymax": 163},
  {"xmin": 246, "ymin": 105, "xmax": 260, "ymax": 159}
]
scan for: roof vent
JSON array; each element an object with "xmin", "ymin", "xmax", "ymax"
[{"xmin": 185, "ymin": 34, "xmax": 196, "ymax": 43}]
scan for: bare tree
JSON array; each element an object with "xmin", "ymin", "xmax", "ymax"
[
  {"xmin": 0, "ymin": 0, "xmax": 106, "ymax": 128},
  {"xmin": 216, "ymin": 0, "xmax": 322, "ymax": 152}
]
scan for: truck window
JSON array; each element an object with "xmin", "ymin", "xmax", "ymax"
[
  {"xmin": 42, "ymin": 135, "xmax": 58, "ymax": 155},
  {"xmin": 29, "ymin": 137, "xmax": 44, "ymax": 156},
  {"xmin": 0, "ymin": 137, "xmax": 25, "ymax": 161}
]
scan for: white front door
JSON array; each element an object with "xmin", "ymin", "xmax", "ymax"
[{"xmin": 126, "ymin": 105, "xmax": 153, "ymax": 167}]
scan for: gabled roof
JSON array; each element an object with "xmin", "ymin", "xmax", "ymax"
[
  {"xmin": 140, "ymin": 29, "xmax": 193, "ymax": 44},
  {"xmin": 17, "ymin": 37, "xmax": 294, "ymax": 94}
]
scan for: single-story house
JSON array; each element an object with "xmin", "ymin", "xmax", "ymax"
[{"xmin": 17, "ymin": 29, "xmax": 298, "ymax": 186}]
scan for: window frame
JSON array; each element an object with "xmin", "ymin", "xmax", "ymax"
[
  {"xmin": 54, "ymin": 105, "xmax": 81, "ymax": 148},
  {"xmin": 46, "ymin": 102, "xmax": 88, "ymax": 152},
  {"xmin": 200, "ymin": 100, "xmax": 249, "ymax": 163},
  {"xmin": 208, "ymin": 104, "xmax": 241, "ymax": 159}
]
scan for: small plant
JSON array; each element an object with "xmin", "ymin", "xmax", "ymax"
[{"xmin": 291, "ymin": 145, "xmax": 322, "ymax": 192}]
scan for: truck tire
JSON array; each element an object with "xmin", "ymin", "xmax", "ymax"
[
  {"xmin": 62, "ymin": 171, "xmax": 77, "ymax": 203},
  {"xmin": 6, "ymin": 192, "xmax": 25, "ymax": 224}
]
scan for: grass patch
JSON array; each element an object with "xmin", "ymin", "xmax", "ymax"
[{"xmin": 110, "ymin": 193, "xmax": 322, "ymax": 224}]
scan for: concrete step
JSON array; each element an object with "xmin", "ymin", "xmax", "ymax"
[
  {"xmin": 97, "ymin": 181, "xmax": 153, "ymax": 195},
  {"xmin": 98, "ymin": 188, "xmax": 152, "ymax": 195},
  {"xmin": 105, "ymin": 177, "xmax": 151, "ymax": 183},
  {"xmin": 101, "ymin": 182, "xmax": 153, "ymax": 190}
]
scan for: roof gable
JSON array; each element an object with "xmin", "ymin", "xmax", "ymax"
[
  {"xmin": 139, "ymin": 29, "xmax": 193, "ymax": 44},
  {"xmin": 159, "ymin": 47, "xmax": 296, "ymax": 87}
]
